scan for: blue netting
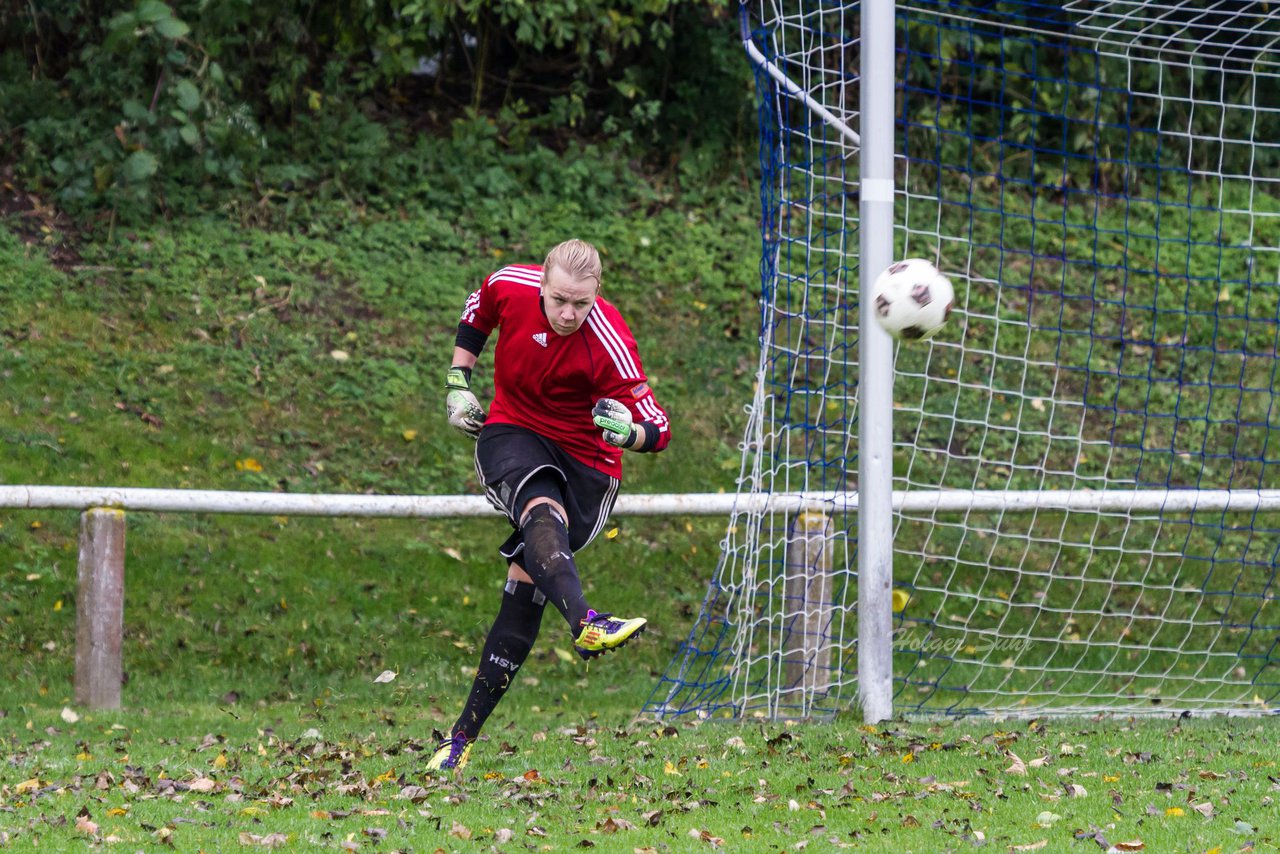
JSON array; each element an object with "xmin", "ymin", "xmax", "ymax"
[{"xmin": 648, "ymin": 0, "xmax": 1280, "ymax": 720}]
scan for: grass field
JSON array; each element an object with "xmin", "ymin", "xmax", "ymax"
[{"xmin": 3, "ymin": 695, "xmax": 1278, "ymax": 850}]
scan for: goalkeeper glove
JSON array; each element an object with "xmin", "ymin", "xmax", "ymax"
[
  {"xmin": 446, "ymin": 367, "xmax": 487, "ymax": 440},
  {"xmin": 592, "ymin": 398, "xmax": 640, "ymax": 449}
]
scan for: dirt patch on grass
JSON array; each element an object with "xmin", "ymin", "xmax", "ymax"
[{"xmin": 1, "ymin": 163, "xmax": 84, "ymax": 270}]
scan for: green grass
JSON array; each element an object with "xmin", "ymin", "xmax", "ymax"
[
  {"xmin": 2, "ymin": 704, "xmax": 1277, "ymax": 850},
  {"xmin": 0, "ymin": 511, "xmax": 722, "ymax": 706}
]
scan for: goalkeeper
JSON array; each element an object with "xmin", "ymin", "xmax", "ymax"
[{"xmin": 430, "ymin": 238, "xmax": 671, "ymax": 772}]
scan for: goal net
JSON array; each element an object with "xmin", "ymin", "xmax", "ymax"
[{"xmin": 648, "ymin": 0, "xmax": 1280, "ymax": 719}]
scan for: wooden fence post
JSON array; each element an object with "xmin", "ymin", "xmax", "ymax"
[
  {"xmin": 75, "ymin": 507, "xmax": 126, "ymax": 709},
  {"xmin": 783, "ymin": 510, "xmax": 834, "ymax": 706}
]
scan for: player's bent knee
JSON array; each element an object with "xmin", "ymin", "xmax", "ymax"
[
  {"xmin": 519, "ymin": 496, "xmax": 568, "ymax": 529},
  {"xmin": 520, "ymin": 502, "xmax": 574, "ymax": 574}
]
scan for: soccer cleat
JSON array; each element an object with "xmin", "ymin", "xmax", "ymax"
[
  {"xmin": 574, "ymin": 609, "xmax": 647, "ymax": 660},
  {"xmin": 425, "ymin": 732, "xmax": 472, "ymax": 772}
]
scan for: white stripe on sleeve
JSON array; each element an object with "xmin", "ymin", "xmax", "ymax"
[
  {"xmin": 492, "ymin": 266, "xmax": 543, "ymax": 289},
  {"xmin": 587, "ymin": 312, "xmax": 640, "ymax": 379}
]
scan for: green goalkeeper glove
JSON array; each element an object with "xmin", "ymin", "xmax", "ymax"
[
  {"xmin": 592, "ymin": 398, "xmax": 640, "ymax": 449},
  {"xmin": 446, "ymin": 367, "xmax": 486, "ymax": 440}
]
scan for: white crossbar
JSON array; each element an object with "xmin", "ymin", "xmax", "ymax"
[{"xmin": 4, "ymin": 486, "xmax": 1280, "ymax": 516}]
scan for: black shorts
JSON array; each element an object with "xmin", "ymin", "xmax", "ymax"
[{"xmin": 475, "ymin": 424, "xmax": 619, "ymax": 564}]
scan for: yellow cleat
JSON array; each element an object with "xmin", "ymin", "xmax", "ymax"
[
  {"xmin": 574, "ymin": 610, "xmax": 647, "ymax": 660},
  {"xmin": 425, "ymin": 733, "xmax": 472, "ymax": 772}
]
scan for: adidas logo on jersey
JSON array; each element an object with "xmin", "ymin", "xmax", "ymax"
[{"xmin": 533, "ymin": 332, "xmax": 548, "ymax": 347}]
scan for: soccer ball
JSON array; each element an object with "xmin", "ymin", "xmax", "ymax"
[{"xmin": 870, "ymin": 258, "xmax": 955, "ymax": 341}]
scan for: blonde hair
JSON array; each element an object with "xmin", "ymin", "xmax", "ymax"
[{"xmin": 542, "ymin": 239, "xmax": 602, "ymax": 289}]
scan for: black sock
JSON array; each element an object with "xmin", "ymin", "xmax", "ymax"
[
  {"xmin": 519, "ymin": 503, "xmax": 591, "ymax": 631},
  {"xmin": 451, "ymin": 580, "xmax": 545, "ymax": 741}
]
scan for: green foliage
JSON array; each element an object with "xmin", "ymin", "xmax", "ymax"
[
  {"xmin": 8, "ymin": 2, "xmax": 266, "ymax": 216},
  {"xmin": 2, "ymin": 0, "xmax": 752, "ymax": 220}
]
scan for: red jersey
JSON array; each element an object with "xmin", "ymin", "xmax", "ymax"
[{"xmin": 460, "ymin": 264, "xmax": 671, "ymax": 478}]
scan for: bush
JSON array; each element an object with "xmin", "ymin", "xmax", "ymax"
[{"xmin": 1, "ymin": 0, "xmax": 753, "ymax": 222}]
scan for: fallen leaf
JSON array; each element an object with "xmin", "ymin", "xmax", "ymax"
[
  {"xmin": 1074, "ymin": 826, "xmax": 1111, "ymax": 848},
  {"xmin": 1011, "ymin": 841, "xmax": 1047, "ymax": 852},
  {"xmin": 397, "ymin": 785, "xmax": 429, "ymax": 803},
  {"xmin": 60, "ymin": 707, "xmax": 79, "ymax": 724},
  {"xmin": 1006, "ymin": 751, "xmax": 1028, "ymax": 775},
  {"xmin": 688, "ymin": 828, "xmax": 725, "ymax": 847},
  {"xmin": 373, "ymin": 670, "xmax": 397, "ymax": 684},
  {"xmin": 238, "ymin": 832, "xmax": 289, "ymax": 848},
  {"xmin": 1112, "ymin": 841, "xmax": 1145, "ymax": 851}
]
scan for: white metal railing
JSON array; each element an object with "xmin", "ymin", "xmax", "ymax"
[
  {"xmin": 7, "ymin": 485, "xmax": 1280, "ymax": 711},
  {"xmin": 7, "ymin": 486, "xmax": 1280, "ymax": 515}
]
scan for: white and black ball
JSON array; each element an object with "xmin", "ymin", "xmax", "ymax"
[{"xmin": 869, "ymin": 258, "xmax": 955, "ymax": 341}]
